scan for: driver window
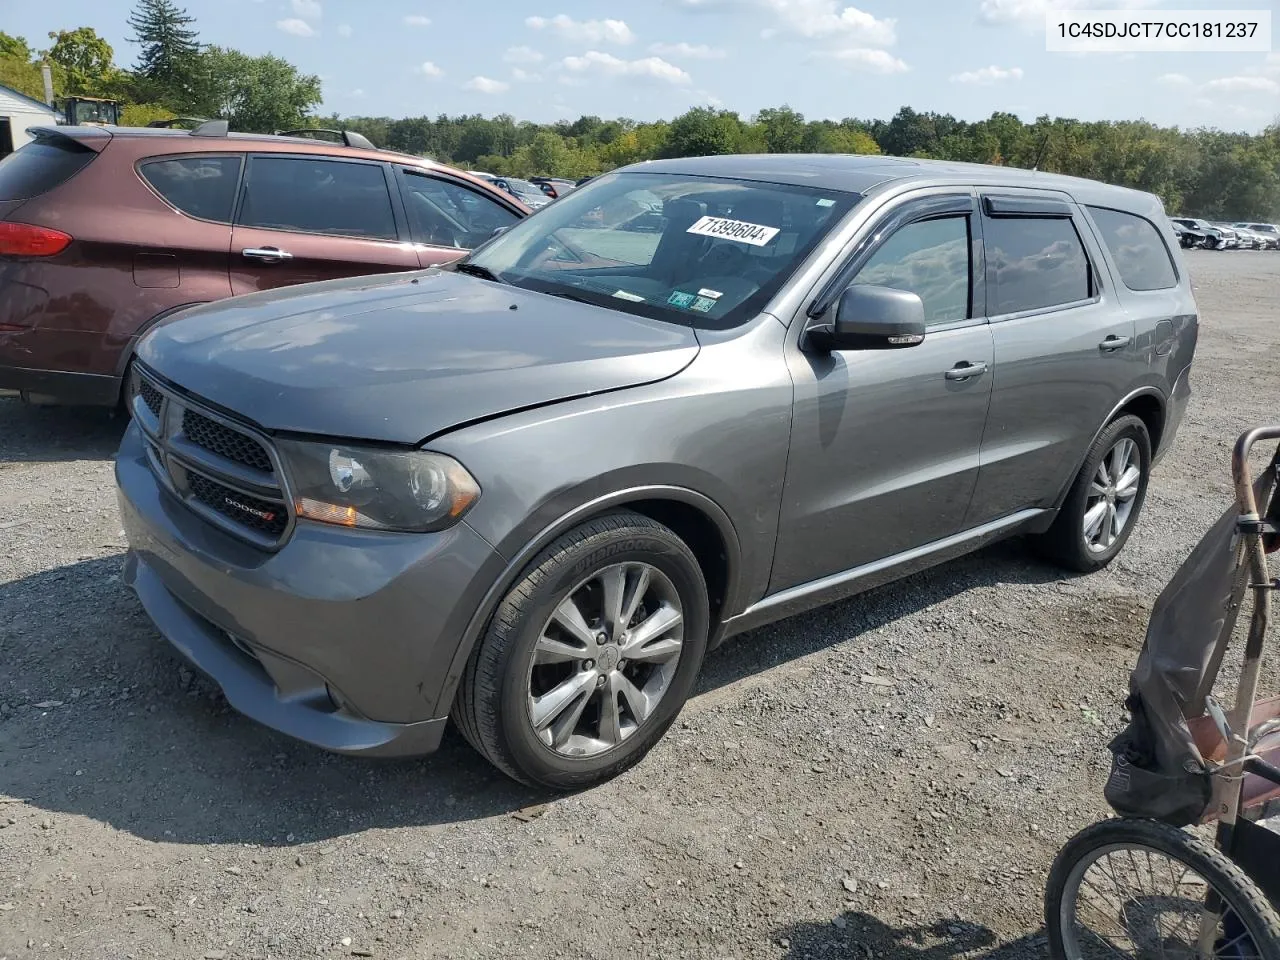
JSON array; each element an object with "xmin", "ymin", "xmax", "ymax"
[
  {"xmin": 400, "ymin": 171, "xmax": 519, "ymax": 249},
  {"xmin": 852, "ymin": 216, "xmax": 971, "ymax": 325}
]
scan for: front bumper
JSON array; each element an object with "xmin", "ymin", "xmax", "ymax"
[{"xmin": 115, "ymin": 421, "xmax": 504, "ymax": 757}]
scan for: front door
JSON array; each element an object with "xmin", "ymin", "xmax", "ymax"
[
  {"xmin": 229, "ymin": 153, "xmax": 420, "ymax": 295},
  {"xmin": 963, "ymin": 191, "xmax": 1138, "ymax": 527},
  {"xmin": 770, "ymin": 193, "xmax": 994, "ymax": 593}
]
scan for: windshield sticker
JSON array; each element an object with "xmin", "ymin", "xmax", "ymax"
[
  {"xmin": 686, "ymin": 215, "xmax": 780, "ymax": 247},
  {"xmin": 668, "ymin": 291, "xmax": 696, "ymax": 308},
  {"xmin": 816, "ymin": 198, "xmax": 836, "ymax": 208},
  {"xmin": 612, "ymin": 290, "xmax": 646, "ymax": 303},
  {"xmin": 690, "ymin": 296, "xmax": 718, "ymax": 313},
  {"xmin": 697, "ymin": 288, "xmax": 723, "ymax": 300}
]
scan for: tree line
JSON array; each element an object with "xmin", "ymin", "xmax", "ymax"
[{"xmin": 1, "ymin": 1, "xmax": 1277, "ymax": 220}]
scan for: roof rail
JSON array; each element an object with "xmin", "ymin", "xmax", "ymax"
[
  {"xmin": 274, "ymin": 127, "xmax": 376, "ymax": 149},
  {"xmin": 190, "ymin": 119, "xmax": 230, "ymax": 138}
]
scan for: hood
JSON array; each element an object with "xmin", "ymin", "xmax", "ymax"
[{"xmin": 136, "ymin": 270, "xmax": 700, "ymax": 444}]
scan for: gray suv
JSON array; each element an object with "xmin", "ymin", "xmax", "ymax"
[{"xmin": 115, "ymin": 154, "xmax": 1198, "ymax": 789}]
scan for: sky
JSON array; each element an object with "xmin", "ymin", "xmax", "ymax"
[{"xmin": 4, "ymin": 0, "xmax": 1278, "ymax": 131}]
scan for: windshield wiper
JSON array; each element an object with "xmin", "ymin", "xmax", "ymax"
[
  {"xmin": 540, "ymin": 289, "xmax": 598, "ymax": 306},
  {"xmin": 452, "ymin": 261, "xmax": 504, "ymax": 284}
]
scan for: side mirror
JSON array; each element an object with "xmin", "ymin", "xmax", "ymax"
[{"xmin": 808, "ymin": 284, "xmax": 926, "ymax": 352}]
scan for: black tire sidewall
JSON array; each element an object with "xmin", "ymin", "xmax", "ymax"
[
  {"xmin": 1059, "ymin": 415, "xmax": 1152, "ymax": 570},
  {"xmin": 493, "ymin": 520, "xmax": 709, "ymax": 790}
]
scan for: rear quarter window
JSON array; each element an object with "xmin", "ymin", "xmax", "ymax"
[
  {"xmin": 1087, "ymin": 206, "xmax": 1178, "ymax": 292},
  {"xmin": 0, "ymin": 136, "xmax": 96, "ymax": 201},
  {"xmin": 141, "ymin": 155, "xmax": 243, "ymax": 222}
]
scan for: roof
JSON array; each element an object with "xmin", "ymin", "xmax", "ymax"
[
  {"xmin": 620, "ymin": 153, "xmax": 1160, "ymax": 209},
  {"xmin": 0, "ymin": 83, "xmax": 58, "ymax": 116}
]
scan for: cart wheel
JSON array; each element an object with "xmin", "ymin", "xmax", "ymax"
[{"xmin": 1046, "ymin": 818, "xmax": 1280, "ymax": 960}]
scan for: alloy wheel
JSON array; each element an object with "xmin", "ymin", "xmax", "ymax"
[
  {"xmin": 525, "ymin": 562, "xmax": 684, "ymax": 758},
  {"xmin": 1083, "ymin": 438, "xmax": 1142, "ymax": 554}
]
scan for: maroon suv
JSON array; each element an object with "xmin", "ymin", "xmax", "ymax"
[{"xmin": 0, "ymin": 124, "xmax": 530, "ymax": 406}]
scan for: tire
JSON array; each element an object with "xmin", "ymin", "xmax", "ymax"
[
  {"xmin": 1046, "ymin": 818, "xmax": 1280, "ymax": 960},
  {"xmin": 453, "ymin": 511, "xmax": 709, "ymax": 790},
  {"xmin": 1034, "ymin": 414, "xmax": 1151, "ymax": 573}
]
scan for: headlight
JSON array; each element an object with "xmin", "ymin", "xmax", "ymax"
[{"xmin": 276, "ymin": 440, "xmax": 480, "ymax": 532}]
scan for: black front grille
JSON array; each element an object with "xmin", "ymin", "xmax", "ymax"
[
  {"xmin": 138, "ymin": 378, "xmax": 163, "ymax": 419},
  {"xmin": 182, "ymin": 410, "xmax": 273, "ymax": 473},
  {"xmin": 188, "ymin": 474, "xmax": 288, "ymax": 538}
]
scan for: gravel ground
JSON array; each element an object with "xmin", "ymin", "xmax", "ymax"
[{"xmin": 1, "ymin": 250, "xmax": 1277, "ymax": 960}]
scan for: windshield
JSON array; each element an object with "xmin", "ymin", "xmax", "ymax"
[
  {"xmin": 503, "ymin": 178, "xmax": 547, "ymax": 200},
  {"xmin": 464, "ymin": 171, "xmax": 859, "ymax": 328}
]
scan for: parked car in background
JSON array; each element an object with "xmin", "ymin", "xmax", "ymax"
[
  {"xmin": 530, "ymin": 177, "xmax": 578, "ymax": 200},
  {"xmin": 1234, "ymin": 223, "xmax": 1280, "ymax": 250},
  {"xmin": 1170, "ymin": 217, "xmax": 1224, "ymax": 249},
  {"xmin": 476, "ymin": 174, "xmax": 552, "ymax": 209},
  {"xmin": 0, "ymin": 123, "xmax": 529, "ymax": 406},
  {"xmin": 116, "ymin": 154, "xmax": 1197, "ymax": 789},
  {"xmin": 1169, "ymin": 219, "xmax": 1203, "ymax": 249},
  {"xmin": 1208, "ymin": 222, "xmax": 1242, "ymax": 249}
]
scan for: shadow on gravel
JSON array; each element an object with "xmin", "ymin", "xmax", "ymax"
[
  {"xmin": 0, "ymin": 538, "xmax": 1068, "ymax": 846},
  {"xmin": 775, "ymin": 912, "xmax": 1047, "ymax": 960},
  {"xmin": 0, "ymin": 399, "xmax": 126, "ymax": 463}
]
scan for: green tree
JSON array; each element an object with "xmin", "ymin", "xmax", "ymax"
[
  {"xmin": 0, "ymin": 32, "xmax": 33, "ymax": 62},
  {"xmin": 192, "ymin": 47, "xmax": 321, "ymax": 132},
  {"xmin": 45, "ymin": 27, "xmax": 116, "ymax": 95},
  {"xmin": 663, "ymin": 107, "xmax": 745, "ymax": 158},
  {"xmin": 127, "ymin": 0, "xmax": 200, "ymax": 94},
  {"xmin": 755, "ymin": 106, "xmax": 806, "ymax": 154}
]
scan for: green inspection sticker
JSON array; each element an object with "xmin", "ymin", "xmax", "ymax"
[
  {"xmin": 668, "ymin": 291, "xmax": 696, "ymax": 308},
  {"xmin": 690, "ymin": 296, "xmax": 718, "ymax": 313}
]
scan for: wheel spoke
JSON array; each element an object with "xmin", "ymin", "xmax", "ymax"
[
  {"xmin": 534, "ymin": 635, "xmax": 593, "ymax": 664},
  {"xmin": 1096, "ymin": 460, "xmax": 1113, "ymax": 487},
  {"xmin": 599, "ymin": 683, "xmax": 624, "ymax": 746},
  {"xmin": 531, "ymin": 670, "xmax": 597, "ymax": 732},
  {"xmin": 1084, "ymin": 501, "xmax": 1109, "ymax": 540},
  {"xmin": 614, "ymin": 672, "xmax": 653, "ymax": 724},
  {"xmin": 548, "ymin": 686, "xmax": 593, "ymax": 749},
  {"xmin": 620, "ymin": 566, "xmax": 651, "ymax": 631},
  {"xmin": 598, "ymin": 565, "xmax": 628, "ymax": 641},
  {"xmin": 1100, "ymin": 503, "xmax": 1117, "ymax": 548},
  {"xmin": 551, "ymin": 595, "xmax": 599, "ymax": 649},
  {"xmin": 623, "ymin": 604, "xmax": 682, "ymax": 652},
  {"xmin": 1115, "ymin": 466, "xmax": 1142, "ymax": 501},
  {"xmin": 1090, "ymin": 480, "xmax": 1110, "ymax": 498}
]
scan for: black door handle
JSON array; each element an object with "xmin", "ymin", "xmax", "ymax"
[
  {"xmin": 945, "ymin": 361, "xmax": 988, "ymax": 381},
  {"xmin": 1099, "ymin": 334, "xmax": 1132, "ymax": 352}
]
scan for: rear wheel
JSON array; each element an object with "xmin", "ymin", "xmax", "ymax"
[
  {"xmin": 1034, "ymin": 415, "xmax": 1151, "ymax": 572},
  {"xmin": 1046, "ymin": 818, "xmax": 1280, "ymax": 960},
  {"xmin": 454, "ymin": 512, "xmax": 709, "ymax": 790}
]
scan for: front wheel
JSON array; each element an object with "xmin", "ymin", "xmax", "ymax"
[
  {"xmin": 1046, "ymin": 818, "xmax": 1280, "ymax": 960},
  {"xmin": 453, "ymin": 512, "xmax": 709, "ymax": 790},
  {"xmin": 1034, "ymin": 415, "xmax": 1151, "ymax": 572}
]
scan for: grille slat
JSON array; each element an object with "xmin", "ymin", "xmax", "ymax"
[
  {"xmin": 135, "ymin": 369, "xmax": 291, "ymax": 548},
  {"xmin": 188, "ymin": 474, "xmax": 289, "ymax": 539},
  {"xmin": 182, "ymin": 409, "xmax": 273, "ymax": 473}
]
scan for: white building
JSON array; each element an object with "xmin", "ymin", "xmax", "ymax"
[{"xmin": 0, "ymin": 83, "xmax": 58, "ymax": 159}]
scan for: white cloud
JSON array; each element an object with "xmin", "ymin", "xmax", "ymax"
[
  {"xmin": 560, "ymin": 51, "xmax": 692, "ymax": 84},
  {"xmin": 415, "ymin": 61, "xmax": 444, "ymax": 78},
  {"xmin": 290, "ymin": 0, "xmax": 322, "ymax": 19},
  {"xmin": 504, "ymin": 46, "xmax": 545, "ymax": 64},
  {"xmin": 465, "ymin": 75, "xmax": 510, "ymax": 94},
  {"xmin": 511, "ymin": 67, "xmax": 542, "ymax": 82},
  {"xmin": 649, "ymin": 41, "xmax": 727, "ymax": 59},
  {"xmin": 698, "ymin": 89, "xmax": 724, "ymax": 107},
  {"xmin": 403, "ymin": 14, "xmax": 431, "ymax": 26},
  {"xmin": 1156, "ymin": 72, "xmax": 1192, "ymax": 87},
  {"xmin": 336, "ymin": 23, "xmax": 352, "ymax": 37},
  {"xmin": 950, "ymin": 64, "xmax": 1024, "ymax": 85},
  {"xmin": 1203, "ymin": 75, "xmax": 1280, "ymax": 95},
  {"xmin": 526, "ymin": 14, "xmax": 635, "ymax": 45},
  {"xmin": 979, "ymin": 0, "xmax": 1160, "ymax": 26},
  {"xmin": 759, "ymin": 0, "xmax": 896, "ymax": 45},
  {"xmin": 825, "ymin": 48, "xmax": 908, "ymax": 74},
  {"xmin": 276, "ymin": 18, "xmax": 315, "ymax": 37},
  {"xmin": 350, "ymin": 88, "xmax": 365, "ymax": 98}
]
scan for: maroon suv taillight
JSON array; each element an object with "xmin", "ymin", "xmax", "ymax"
[{"xmin": 0, "ymin": 222, "xmax": 74, "ymax": 257}]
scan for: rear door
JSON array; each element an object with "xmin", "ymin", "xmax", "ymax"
[
  {"xmin": 964, "ymin": 191, "xmax": 1137, "ymax": 527},
  {"xmin": 229, "ymin": 153, "xmax": 419, "ymax": 295},
  {"xmin": 394, "ymin": 166, "xmax": 523, "ymax": 266}
]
